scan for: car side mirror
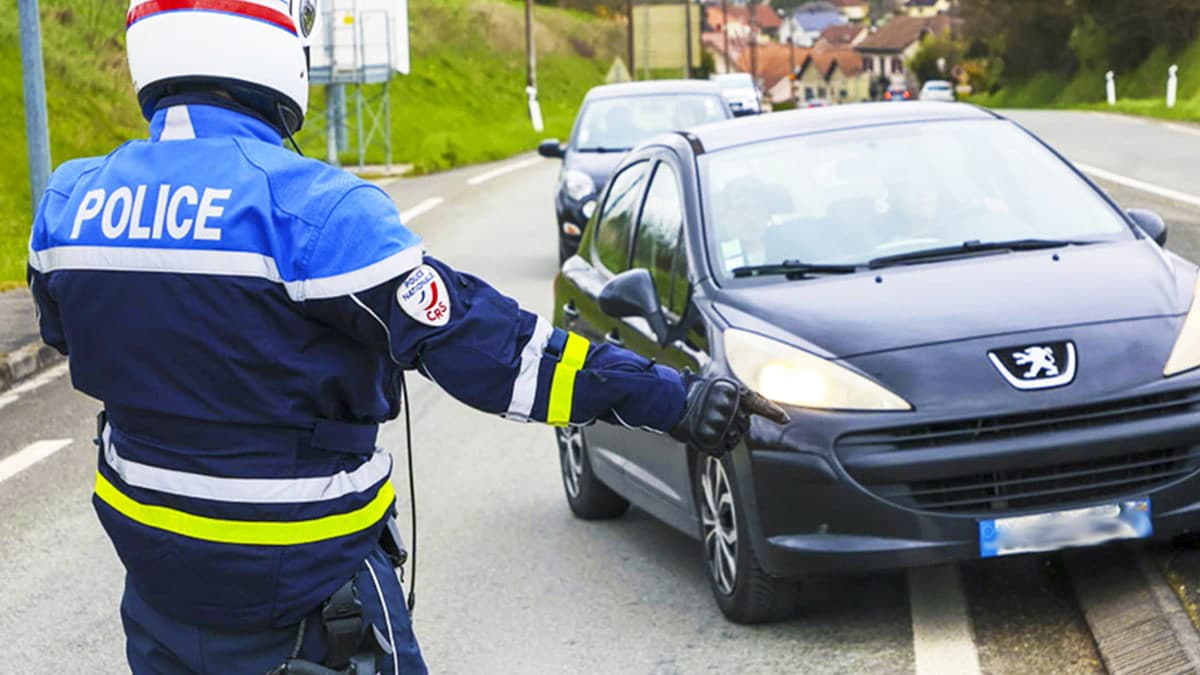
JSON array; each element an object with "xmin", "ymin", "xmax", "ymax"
[
  {"xmin": 537, "ymin": 139, "xmax": 565, "ymax": 159},
  {"xmin": 1128, "ymin": 208, "xmax": 1167, "ymax": 246},
  {"xmin": 598, "ymin": 269, "xmax": 668, "ymax": 343}
]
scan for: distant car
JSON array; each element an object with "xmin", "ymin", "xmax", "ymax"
[
  {"xmin": 552, "ymin": 101, "xmax": 1191, "ymax": 624},
  {"xmin": 883, "ymin": 86, "xmax": 911, "ymax": 101},
  {"xmin": 710, "ymin": 72, "xmax": 763, "ymax": 117},
  {"xmin": 919, "ymin": 79, "xmax": 956, "ymax": 102},
  {"xmin": 538, "ymin": 81, "xmax": 732, "ymax": 262},
  {"xmin": 804, "ymin": 99, "xmax": 831, "ymax": 108}
]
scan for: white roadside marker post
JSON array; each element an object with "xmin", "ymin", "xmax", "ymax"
[
  {"xmin": 1106, "ymin": 70, "xmax": 1116, "ymax": 106},
  {"xmin": 1167, "ymin": 64, "xmax": 1179, "ymax": 109}
]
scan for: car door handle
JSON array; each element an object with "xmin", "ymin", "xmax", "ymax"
[
  {"xmin": 562, "ymin": 302, "xmax": 579, "ymax": 322},
  {"xmin": 605, "ymin": 330, "xmax": 624, "ymax": 347}
]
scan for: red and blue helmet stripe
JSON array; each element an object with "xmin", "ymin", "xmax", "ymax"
[{"xmin": 126, "ymin": 0, "xmax": 298, "ymax": 36}]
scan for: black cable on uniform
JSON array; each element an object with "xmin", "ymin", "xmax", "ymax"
[
  {"xmin": 400, "ymin": 371, "xmax": 417, "ymax": 612},
  {"xmin": 276, "ymin": 103, "xmax": 304, "ymax": 155}
]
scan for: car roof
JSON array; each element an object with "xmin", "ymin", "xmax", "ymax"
[
  {"xmin": 685, "ymin": 102, "xmax": 999, "ymax": 153},
  {"xmin": 584, "ymin": 79, "xmax": 724, "ymax": 100}
]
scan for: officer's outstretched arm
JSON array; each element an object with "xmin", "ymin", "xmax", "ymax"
[{"xmin": 304, "ymin": 254, "xmax": 687, "ymax": 431}]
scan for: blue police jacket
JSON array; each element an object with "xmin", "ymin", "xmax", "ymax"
[{"xmin": 27, "ymin": 101, "xmax": 687, "ymax": 631}]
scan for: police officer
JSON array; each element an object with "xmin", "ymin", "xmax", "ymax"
[{"xmin": 27, "ymin": 0, "xmax": 786, "ymax": 672}]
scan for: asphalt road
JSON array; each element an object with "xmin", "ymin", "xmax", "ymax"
[{"xmin": 1, "ymin": 108, "xmax": 1199, "ymax": 674}]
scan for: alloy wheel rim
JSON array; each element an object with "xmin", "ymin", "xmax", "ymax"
[
  {"xmin": 559, "ymin": 426, "xmax": 585, "ymax": 498},
  {"xmin": 700, "ymin": 455, "xmax": 738, "ymax": 596}
]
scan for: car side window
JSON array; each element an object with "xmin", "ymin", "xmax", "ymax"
[
  {"xmin": 631, "ymin": 162, "xmax": 687, "ymax": 317},
  {"xmin": 594, "ymin": 161, "xmax": 649, "ymax": 273}
]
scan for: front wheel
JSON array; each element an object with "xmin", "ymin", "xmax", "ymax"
[
  {"xmin": 695, "ymin": 453, "xmax": 799, "ymax": 623},
  {"xmin": 556, "ymin": 426, "xmax": 629, "ymax": 520}
]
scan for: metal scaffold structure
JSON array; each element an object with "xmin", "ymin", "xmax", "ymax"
[{"xmin": 309, "ymin": 0, "xmax": 411, "ymax": 170}]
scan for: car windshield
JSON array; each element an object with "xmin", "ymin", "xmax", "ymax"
[
  {"xmin": 572, "ymin": 95, "xmax": 728, "ymax": 151},
  {"xmin": 701, "ymin": 119, "xmax": 1132, "ymax": 279}
]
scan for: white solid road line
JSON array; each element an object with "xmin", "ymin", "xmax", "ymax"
[
  {"xmin": 908, "ymin": 565, "xmax": 982, "ymax": 675},
  {"xmin": 399, "ymin": 197, "xmax": 445, "ymax": 224},
  {"xmin": 0, "ymin": 439, "xmax": 73, "ymax": 484},
  {"xmin": 0, "ymin": 362, "xmax": 70, "ymax": 412},
  {"xmin": 1075, "ymin": 162, "xmax": 1200, "ymax": 209},
  {"xmin": 1164, "ymin": 122, "xmax": 1200, "ymax": 138},
  {"xmin": 466, "ymin": 157, "xmax": 544, "ymax": 186}
]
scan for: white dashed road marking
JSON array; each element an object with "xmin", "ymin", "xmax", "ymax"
[
  {"xmin": 1075, "ymin": 162, "xmax": 1200, "ymax": 209},
  {"xmin": 0, "ymin": 439, "xmax": 73, "ymax": 484},
  {"xmin": 466, "ymin": 157, "xmax": 544, "ymax": 186},
  {"xmin": 908, "ymin": 565, "xmax": 982, "ymax": 675},
  {"xmin": 399, "ymin": 197, "xmax": 445, "ymax": 224},
  {"xmin": 0, "ymin": 362, "xmax": 70, "ymax": 412}
]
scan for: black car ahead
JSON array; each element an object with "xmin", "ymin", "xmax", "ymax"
[
  {"xmin": 538, "ymin": 80, "xmax": 731, "ymax": 263},
  {"xmin": 552, "ymin": 102, "xmax": 1198, "ymax": 624}
]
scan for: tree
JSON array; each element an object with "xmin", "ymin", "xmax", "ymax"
[
  {"xmin": 908, "ymin": 30, "xmax": 966, "ymax": 85},
  {"xmin": 957, "ymin": 0, "xmax": 1075, "ymax": 80}
]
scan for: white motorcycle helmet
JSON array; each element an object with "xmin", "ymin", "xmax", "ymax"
[{"xmin": 125, "ymin": 0, "xmax": 318, "ymax": 135}]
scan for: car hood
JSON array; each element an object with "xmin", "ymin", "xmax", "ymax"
[
  {"xmin": 712, "ymin": 240, "xmax": 1196, "ymax": 359},
  {"xmin": 563, "ymin": 148, "xmax": 626, "ymax": 190}
]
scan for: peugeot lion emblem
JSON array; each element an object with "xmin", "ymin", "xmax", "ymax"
[{"xmin": 988, "ymin": 341, "xmax": 1077, "ymax": 390}]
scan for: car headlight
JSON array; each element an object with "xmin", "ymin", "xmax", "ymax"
[
  {"xmin": 1164, "ymin": 276, "xmax": 1200, "ymax": 376},
  {"xmin": 724, "ymin": 329, "xmax": 912, "ymax": 411},
  {"xmin": 562, "ymin": 170, "xmax": 595, "ymax": 202}
]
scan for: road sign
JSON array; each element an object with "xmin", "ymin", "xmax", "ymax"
[
  {"xmin": 310, "ymin": 0, "xmax": 410, "ymax": 84},
  {"xmin": 632, "ymin": 5, "xmax": 700, "ymax": 73}
]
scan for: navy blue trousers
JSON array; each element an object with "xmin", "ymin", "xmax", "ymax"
[{"xmin": 121, "ymin": 547, "xmax": 427, "ymax": 674}]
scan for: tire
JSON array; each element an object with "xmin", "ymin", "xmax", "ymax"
[
  {"xmin": 695, "ymin": 453, "xmax": 800, "ymax": 623},
  {"xmin": 556, "ymin": 426, "xmax": 629, "ymax": 520}
]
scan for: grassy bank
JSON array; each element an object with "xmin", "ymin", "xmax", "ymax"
[
  {"xmin": 971, "ymin": 37, "xmax": 1200, "ymax": 123},
  {"xmin": 0, "ymin": 0, "xmax": 620, "ymax": 283}
]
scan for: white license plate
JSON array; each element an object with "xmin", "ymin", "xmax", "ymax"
[{"xmin": 978, "ymin": 498, "xmax": 1152, "ymax": 558}]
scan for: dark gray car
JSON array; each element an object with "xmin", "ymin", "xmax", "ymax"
[
  {"xmin": 552, "ymin": 102, "xmax": 1197, "ymax": 624},
  {"xmin": 538, "ymin": 80, "xmax": 731, "ymax": 262}
]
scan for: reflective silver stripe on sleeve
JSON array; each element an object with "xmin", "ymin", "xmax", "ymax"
[
  {"xmin": 289, "ymin": 245, "xmax": 424, "ymax": 300},
  {"xmin": 505, "ymin": 316, "xmax": 554, "ymax": 421},
  {"xmin": 27, "ymin": 243, "xmax": 424, "ymax": 301},
  {"xmin": 102, "ymin": 425, "xmax": 392, "ymax": 504}
]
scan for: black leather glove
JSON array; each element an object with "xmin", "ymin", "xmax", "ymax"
[{"xmin": 669, "ymin": 375, "xmax": 790, "ymax": 455}]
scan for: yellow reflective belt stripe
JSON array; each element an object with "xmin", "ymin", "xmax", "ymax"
[
  {"xmin": 93, "ymin": 472, "xmax": 394, "ymax": 546},
  {"xmin": 546, "ymin": 332, "xmax": 590, "ymax": 427}
]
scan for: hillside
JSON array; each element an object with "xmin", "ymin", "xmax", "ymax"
[
  {"xmin": 0, "ymin": 0, "xmax": 622, "ymax": 283},
  {"xmin": 971, "ymin": 37, "xmax": 1200, "ymax": 122}
]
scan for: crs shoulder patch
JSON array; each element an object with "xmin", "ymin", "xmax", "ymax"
[{"xmin": 397, "ymin": 264, "xmax": 451, "ymax": 327}]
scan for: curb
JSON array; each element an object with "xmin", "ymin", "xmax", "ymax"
[
  {"xmin": 1065, "ymin": 546, "xmax": 1200, "ymax": 674},
  {"xmin": 0, "ymin": 341, "xmax": 64, "ymax": 392}
]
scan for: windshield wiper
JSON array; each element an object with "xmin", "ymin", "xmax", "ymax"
[
  {"xmin": 867, "ymin": 238, "xmax": 1092, "ymax": 270},
  {"xmin": 732, "ymin": 260, "xmax": 861, "ymax": 279},
  {"xmin": 575, "ymin": 146, "xmax": 631, "ymax": 153}
]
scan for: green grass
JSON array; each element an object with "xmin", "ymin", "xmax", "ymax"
[{"xmin": 0, "ymin": 0, "xmax": 621, "ymax": 282}]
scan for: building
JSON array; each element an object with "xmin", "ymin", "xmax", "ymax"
[
  {"xmin": 854, "ymin": 14, "xmax": 951, "ymax": 88},
  {"xmin": 781, "ymin": 1, "xmax": 847, "ymax": 47},
  {"xmin": 704, "ymin": 3, "xmax": 782, "ymax": 42},
  {"xmin": 813, "ymin": 23, "xmax": 868, "ymax": 51},
  {"xmin": 830, "ymin": 0, "xmax": 869, "ymax": 23},
  {"xmin": 795, "ymin": 49, "xmax": 870, "ymax": 103},
  {"xmin": 903, "ymin": 0, "xmax": 951, "ymax": 18},
  {"xmin": 735, "ymin": 43, "xmax": 810, "ymax": 105}
]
